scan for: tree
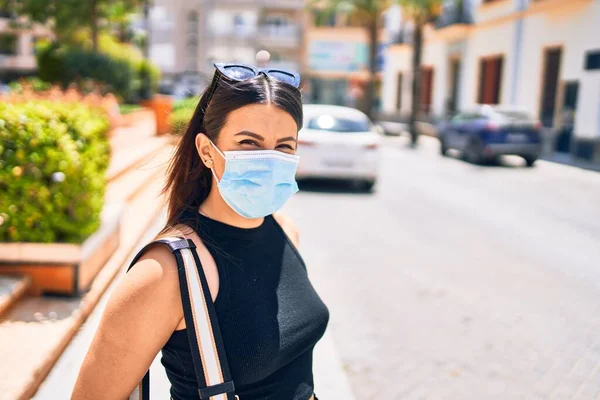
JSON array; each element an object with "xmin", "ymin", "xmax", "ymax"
[
  {"xmin": 398, "ymin": 0, "xmax": 444, "ymax": 146},
  {"xmin": 104, "ymin": 1, "xmax": 136, "ymax": 43},
  {"xmin": 5, "ymin": 0, "xmax": 143, "ymax": 51},
  {"xmin": 312, "ymin": 0, "xmax": 390, "ymax": 120}
]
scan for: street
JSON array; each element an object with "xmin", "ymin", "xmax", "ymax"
[{"xmin": 286, "ymin": 136, "xmax": 600, "ymax": 399}]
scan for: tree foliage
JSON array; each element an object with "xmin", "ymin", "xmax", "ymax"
[
  {"xmin": 3, "ymin": 0, "xmax": 144, "ymax": 48},
  {"xmin": 398, "ymin": 0, "xmax": 444, "ymax": 23}
]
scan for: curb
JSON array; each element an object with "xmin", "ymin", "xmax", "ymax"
[{"xmin": 313, "ymin": 329, "xmax": 356, "ymax": 399}]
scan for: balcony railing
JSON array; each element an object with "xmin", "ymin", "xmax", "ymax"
[
  {"xmin": 257, "ymin": 25, "xmax": 300, "ymax": 48},
  {"xmin": 266, "ymin": 60, "xmax": 300, "ymax": 72},
  {"xmin": 435, "ymin": 2, "xmax": 473, "ymax": 29}
]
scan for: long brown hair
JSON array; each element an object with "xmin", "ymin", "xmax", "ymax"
[{"xmin": 158, "ymin": 74, "xmax": 303, "ymax": 237}]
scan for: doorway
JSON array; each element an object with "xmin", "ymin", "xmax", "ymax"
[
  {"xmin": 421, "ymin": 67, "xmax": 434, "ymax": 114},
  {"xmin": 396, "ymin": 72, "xmax": 403, "ymax": 111},
  {"xmin": 555, "ymin": 80, "xmax": 578, "ymax": 153},
  {"xmin": 539, "ymin": 47, "xmax": 562, "ymax": 128},
  {"xmin": 478, "ymin": 55, "xmax": 504, "ymax": 105}
]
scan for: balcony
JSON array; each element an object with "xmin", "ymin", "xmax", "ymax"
[
  {"xmin": 207, "ymin": 25, "xmax": 257, "ymax": 46},
  {"xmin": 388, "ymin": 29, "xmax": 409, "ymax": 45},
  {"xmin": 258, "ymin": 0, "xmax": 305, "ymax": 10},
  {"xmin": 0, "ymin": 54, "xmax": 36, "ymax": 70},
  {"xmin": 257, "ymin": 25, "xmax": 301, "ymax": 48},
  {"xmin": 435, "ymin": 2, "xmax": 473, "ymax": 29}
]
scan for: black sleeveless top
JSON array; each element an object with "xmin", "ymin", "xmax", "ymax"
[{"xmin": 160, "ymin": 210, "xmax": 330, "ymax": 400}]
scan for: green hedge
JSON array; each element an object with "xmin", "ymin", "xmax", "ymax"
[
  {"xmin": 173, "ymin": 97, "xmax": 200, "ymax": 112},
  {"xmin": 35, "ymin": 39, "xmax": 160, "ymax": 103},
  {"xmin": 0, "ymin": 101, "xmax": 110, "ymax": 243}
]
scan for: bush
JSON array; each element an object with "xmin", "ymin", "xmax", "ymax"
[
  {"xmin": 119, "ymin": 103, "xmax": 142, "ymax": 115},
  {"xmin": 169, "ymin": 107, "xmax": 194, "ymax": 136},
  {"xmin": 137, "ymin": 58, "xmax": 161, "ymax": 101},
  {"xmin": 35, "ymin": 37, "xmax": 161, "ymax": 103},
  {"xmin": 0, "ymin": 101, "xmax": 110, "ymax": 243},
  {"xmin": 8, "ymin": 77, "xmax": 52, "ymax": 93},
  {"xmin": 173, "ymin": 97, "xmax": 200, "ymax": 112}
]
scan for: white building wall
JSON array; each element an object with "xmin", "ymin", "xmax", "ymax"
[
  {"xmin": 423, "ymin": 39, "xmax": 447, "ymax": 116},
  {"xmin": 515, "ymin": 0, "xmax": 600, "ymax": 138},
  {"xmin": 461, "ymin": 22, "xmax": 515, "ymax": 109},
  {"xmin": 382, "ymin": 0, "xmax": 600, "ymax": 141},
  {"xmin": 382, "ymin": 45, "xmax": 411, "ymax": 114}
]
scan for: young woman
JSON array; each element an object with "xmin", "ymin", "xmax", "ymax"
[{"xmin": 72, "ymin": 64, "xmax": 330, "ymax": 400}]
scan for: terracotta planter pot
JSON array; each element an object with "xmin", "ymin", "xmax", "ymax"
[{"xmin": 141, "ymin": 95, "xmax": 174, "ymax": 135}]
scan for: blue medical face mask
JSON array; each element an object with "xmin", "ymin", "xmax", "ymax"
[{"xmin": 209, "ymin": 141, "xmax": 300, "ymax": 219}]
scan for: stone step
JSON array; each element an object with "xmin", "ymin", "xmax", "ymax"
[
  {"xmin": 0, "ymin": 276, "xmax": 31, "ymax": 318},
  {"xmin": 106, "ymin": 145, "xmax": 174, "ymax": 203},
  {"xmin": 106, "ymin": 135, "xmax": 170, "ymax": 183},
  {"xmin": 0, "ymin": 174, "xmax": 167, "ymax": 400}
]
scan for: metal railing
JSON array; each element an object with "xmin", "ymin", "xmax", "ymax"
[
  {"xmin": 435, "ymin": 1, "xmax": 474, "ymax": 29},
  {"xmin": 257, "ymin": 25, "xmax": 300, "ymax": 47}
]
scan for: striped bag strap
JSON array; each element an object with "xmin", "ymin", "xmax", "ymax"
[{"xmin": 127, "ymin": 237, "xmax": 237, "ymax": 400}]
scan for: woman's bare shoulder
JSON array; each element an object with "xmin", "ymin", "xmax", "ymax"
[{"xmin": 273, "ymin": 212, "xmax": 300, "ymax": 248}]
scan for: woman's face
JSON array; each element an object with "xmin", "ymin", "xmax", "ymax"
[{"xmin": 196, "ymin": 103, "xmax": 299, "ymax": 177}]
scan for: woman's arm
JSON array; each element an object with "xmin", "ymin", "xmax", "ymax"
[
  {"xmin": 273, "ymin": 212, "xmax": 300, "ymax": 248},
  {"xmin": 71, "ymin": 244, "xmax": 184, "ymax": 399}
]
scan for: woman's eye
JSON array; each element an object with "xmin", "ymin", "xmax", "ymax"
[
  {"xmin": 277, "ymin": 144, "xmax": 295, "ymax": 151},
  {"xmin": 240, "ymin": 139, "xmax": 259, "ymax": 147}
]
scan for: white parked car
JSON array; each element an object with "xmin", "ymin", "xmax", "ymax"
[{"xmin": 296, "ymin": 104, "xmax": 382, "ymax": 190}]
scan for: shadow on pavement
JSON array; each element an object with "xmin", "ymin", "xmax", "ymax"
[
  {"xmin": 443, "ymin": 150, "xmax": 533, "ymax": 169},
  {"xmin": 297, "ymin": 178, "xmax": 375, "ymax": 195}
]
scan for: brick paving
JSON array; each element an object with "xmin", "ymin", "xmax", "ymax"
[{"xmin": 286, "ymin": 136, "xmax": 600, "ymax": 399}]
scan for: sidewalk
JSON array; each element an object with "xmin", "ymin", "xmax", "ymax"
[
  {"xmin": 542, "ymin": 152, "xmax": 600, "ymax": 173},
  {"xmin": 34, "ymin": 209, "xmax": 356, "ymax": 399}
]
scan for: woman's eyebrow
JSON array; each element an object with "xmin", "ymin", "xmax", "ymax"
[
  {"xmin": 234, "ymin": 131, "xmax": 265, "ymax": 141},
  {"xmin": 277, "ymin": 136, "xmax": 297, "ymax": 143}
]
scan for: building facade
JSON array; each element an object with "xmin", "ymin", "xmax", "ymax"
[
  {"xmin": 304, "ymin": 7, "xmax": 393, "ymax": 109},
  {"xmin": 0, "ymin": 8, "xmax": 52, "ymax": 82},
  {"xmin": 382, "ymin": 0, "xmax": 600, "ymax": 161},
  {"xmin": 148, "ymin": 0, "xmax": 305, "ymax": 97}
]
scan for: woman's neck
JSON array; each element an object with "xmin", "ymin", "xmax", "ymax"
[{"xmin": 199, "ymin": 185, "xmax": 264, "ymax": 229}]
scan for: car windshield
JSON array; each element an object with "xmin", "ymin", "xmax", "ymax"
[{"xmin": 307, "ymin": 114, "xmax": 371, "ymax": 132}]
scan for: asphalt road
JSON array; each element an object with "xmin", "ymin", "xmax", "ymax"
[{"xmin": 285, "ymin": 136, "xmax": 600, "ymax": 400}]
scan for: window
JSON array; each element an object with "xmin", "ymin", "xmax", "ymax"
[
  {"xmin": 307, "ymin": 115, "xmax": 371, "ymax": 132},
  {"xmin": 420, "ymin": 67, "xmax": 434, "ymax": 114},
  {"xmin": 0, "ymin": 34, "xmax": 17, "ymax": 55},
  {"xmin": 233, "ymin": 15, "xmax": 244, "ymax": 27},
  {"xmin": 478, "ymin": 56, "xmax": 504, "ymax": 104},
  {"xmin": 584, "ymin": 50, "xmax": 600, "ymax": 70}
]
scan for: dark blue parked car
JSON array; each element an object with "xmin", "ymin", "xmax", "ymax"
[{"xmin": 438, "ymin": 106, "xmax": 543, "ymax": 166}]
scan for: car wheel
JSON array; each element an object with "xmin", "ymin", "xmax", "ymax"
[
  {"xmin": 362, "ymin": 180, "xmax": 376, "ymax": 192},
  {"xmin": 440, "ymin": 138, "xmax": 449, "ymax": 156},
  {"xmin": 524, "ymin": 157, "xmax": 537, "ymax": 167},
  {"xmin": 464, "ymin": 139, "xmax": 483, "ymax": 165}
]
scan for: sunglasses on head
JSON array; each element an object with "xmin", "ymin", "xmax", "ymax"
[
  {"xmin": 214, "ymin": 63, "xmax": 301, "ymax": 87},
  {"xmin": 202, "ymin": 62, "xmax": 301, "ymax": 109}
]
